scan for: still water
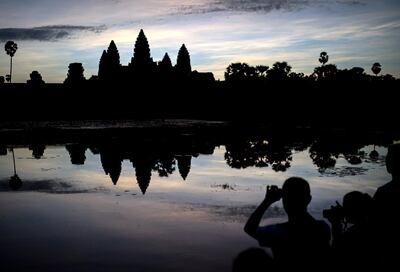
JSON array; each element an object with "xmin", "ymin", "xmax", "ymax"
[{"xmin": 0, "ymin": 127, "xmax": 396, "ymax": 272}]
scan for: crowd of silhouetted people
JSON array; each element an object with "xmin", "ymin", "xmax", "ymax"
[{"xmin": 237, "ymin": 143, "xmax": 399, "ymax": 272}]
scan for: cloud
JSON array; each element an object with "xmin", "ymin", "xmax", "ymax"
[
  {"xmin": 0, "ymin": 25, "xmax": 106, "ymax": 42},
  {"xmin": 174, "ymin": 0, "xmax": 366, "ymax": 15},
  {"xmin": 336, "ymin": 0, "xmax": 366, "ymax": 5}
]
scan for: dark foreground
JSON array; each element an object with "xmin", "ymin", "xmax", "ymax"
[{"xmin": 0, "ymin": 80, "xmax": 399, "ymax": 131}]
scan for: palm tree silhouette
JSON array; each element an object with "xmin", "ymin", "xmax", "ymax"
[
  {"xmin": 4, "ymin": 41, "xmax": 18, "ymax": 83},
  {"xmin": 371, "ymin": 62, "xmax": 382, "ymax": 77},
  {"xmin": 9, "ymin": 148, "xmax": 22, "ymax": 190},
  {"xmin": 319, "ymin": 52, "xmax": 329, "ymax": 66},
  {"xmin": 11, "ymin": 148, "xmax": 17, "ymax": 175}
]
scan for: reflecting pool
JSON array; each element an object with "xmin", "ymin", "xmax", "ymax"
[{"xmin": 0, "ymin": 125, "xmax": 397, "ymax": 271}]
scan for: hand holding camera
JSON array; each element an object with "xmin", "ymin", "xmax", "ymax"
[
  {"xmin": 265, "ymin": 185, "xmax": 282, "ymax": 204},
  {"xmin": 323, "ymin": 201, "xmax": 345, "ymax": 223}
]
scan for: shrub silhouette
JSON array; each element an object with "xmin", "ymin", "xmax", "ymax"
[{"xmin": 371, "ymin": 62, "xmax": 382, "ymax": 77}]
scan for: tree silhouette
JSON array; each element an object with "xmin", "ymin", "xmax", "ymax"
[
  {"xmin": 309, "ymin": 141, "xmax": 339, "ymax": 171},
  {"xmin": 314, "ymin": 64, "xmax": 338, "ymax": 80},
  {"xmin": 224, "ymin": 139, "xmax": 292, "ymax": 172},
  {"xmin": 153, "ymin": 155, "xmax": 175, "ymax": 177},
  {"xmin": 4, "ymin": 41, "xmax": 18, "ymax": 83},
  {"xmin": 225, "ymin": 140, "xmax": 269, "ymax": 169},
  {"xmin": 371, "ymin": 62, "xmax": 382, "ymax": 77},
  {"xmin": 64, "ymin": 63, "xmax": 86, "ymax": 84},
  {"xmin": 27, "ymin": 71, "xmax": 45, "ymax": 85},
  {"xmin": 9, "ymin": 148, "xmax": 23, "ymax": 191},
  {"xmin": 175, "ymin": 44, "xmax": 191, "ymax": 76},
  {"xmin": 256, "ymin": 65, "xmax": 269, "ymax": 78},
  {"xmin": 319, "ymin": 51, "xmax": 329, "ymax": 66},
  {"xmin": 225, "ymin": 63, "xmax": 257, "ymax": 81},
  {"xmin": 0, "ymin": 76, "xmax": 4, "ymax": 84},
  {"xmin": 265, "ymin": 142, "xmax": 293, "ymax": 172},
  {"xmin": 131, "ymin": 29, "xmax": 153, "ymax": 72},
  {"xmin": 268, "ymin": 62, "xmax": 292, "ymax": 80},
  {"xmin": 350, "ymin": 67, "xmax": 365, "ymax": 75}
]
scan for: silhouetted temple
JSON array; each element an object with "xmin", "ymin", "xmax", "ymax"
[{"xmin": 97, "ymin": 29, "xmax": 215, "ymax": 83}]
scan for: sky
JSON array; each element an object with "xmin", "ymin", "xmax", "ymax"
[{"xmin": 0, "ymin": 0, "xmax": 399, "ymax": 82}]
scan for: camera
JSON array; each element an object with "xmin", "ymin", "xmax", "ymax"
[
  {"xmin": 267, "ymin": 185, "xmax": 282, "ymax": 200},
  {"xmin": 323, "ymin": 202, "xmax": 344, "ymax": 221}
]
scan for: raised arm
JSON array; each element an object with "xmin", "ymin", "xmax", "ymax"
[{"xmin": 244, "ymin": 185, "xmax": 282, "ymax": 239}]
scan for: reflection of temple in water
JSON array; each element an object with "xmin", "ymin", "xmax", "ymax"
[
  {"xmin": 4, "ymin": 127, "xmax": 396, "ymax": 192},
  {"xmin": 176, "ymin": 155, "xmax": 191, "ymax": 180},
  {"xmin": 29, "ymin": 144, "xmax": 46, "ymax": 159},
  {"xmin": 100, "ymin": 148, "xmax": 122, "ymax": 185},
  {"xmin": 66, "ymin": 144, "xmax": 87, "ymax": 165},
  {"xmin": 133, "ymin": 158, "xmax": 152, "ymax": 195}
]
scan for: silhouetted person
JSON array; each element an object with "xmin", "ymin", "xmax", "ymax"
[
  {"xmin": 244, "ymin": 177, "xmax": 331, "ymax": 271},
  {"xmin": 373, "ymin": 143, "xmax": 400, "ymax": 271},
  {"xmin": 232, "ymin": 247, "xmax": 274, "ymax": 272},
  {"xmin": 325, "ymin": 191, "xmax": 374, "ymax": 271}
]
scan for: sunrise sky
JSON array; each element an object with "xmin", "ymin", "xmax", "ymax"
[{"xmin": 0, "ymin": 0, "xmax": 399, "ymax": 82}]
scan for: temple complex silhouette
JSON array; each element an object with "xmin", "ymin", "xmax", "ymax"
[{"xmin": 96, "ymin": 29, "xmax": 215, "ymax": 84}]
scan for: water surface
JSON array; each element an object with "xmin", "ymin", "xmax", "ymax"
[{"xmin": 0, "ymin": 127, "xmax": 396, "ymax": 271}]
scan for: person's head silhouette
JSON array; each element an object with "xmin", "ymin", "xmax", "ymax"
[
  {"xmin": 386, "ymin": 143, "xmax": 400, "ymax": 180},
  {"xmin": 282, "ymin": 177, "xmax": 311, "ymax": 217},
  {"xmin": 343, "ymin": 191, "xmax": 372, "ymax": 225}
]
